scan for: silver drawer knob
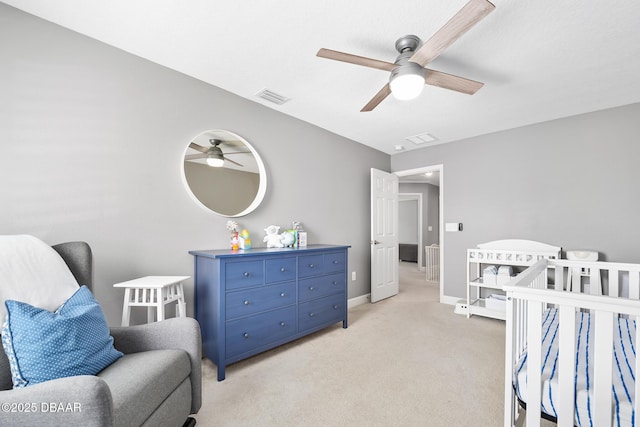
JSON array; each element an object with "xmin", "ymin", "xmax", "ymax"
[
  {"xmin": 281, "ymin": 267, "xmax": 286, "ymax": 272},
  {"xmin": 309, "ymin": 312, "xmax": 314, "ymax": 317},
  {"xmin": 280, "ymin": 321, "xmax": 286, "ymax": 327},
  {"xmin": 280, "ymin": 292, "xmax": 286, "ymax": 297},
  {"xmin": 309, "ymin": 286, "xmax": 315, "ymax": 291},
  {"xmin": 332, "ymin": 281, "xmax": 337, "ymax": 285},
  {"xmin": 243, "ymin": 333, "xmax": 249, "ymax": 338},
  {"xmin": 244, "ymin": 300, "xmax": 250, "ymax": 305},
  {"xmin": 333, "ymin": 305, "xmax": 338, "ymax": 309},
  {"xmin": 309, "ymin": 264, "xmax": 314, "ymax": 268},
  {"xmin": 333, "ymin": 260, "xmax": 338, "ymax": 264},
  {"xmin": 243, "ymin": 272, "xmax": 250, "ymax": 277}
]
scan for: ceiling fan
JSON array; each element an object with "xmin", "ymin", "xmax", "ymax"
[
  {"xmin": 316, "ymin": 0, "xmax": 495, "ymax": 112},
  {"xmin": 185, "ymin": 139, "xmax": 249, "ymax": 168}
]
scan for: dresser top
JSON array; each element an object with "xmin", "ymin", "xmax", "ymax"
[{"xmin": 189, "ymin": 244, "xmax": 350, "ymax": 260}]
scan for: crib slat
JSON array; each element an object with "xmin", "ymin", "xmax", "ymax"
[
  {"xmin": 593, "ymin": 310, "xmax": 613, "ymax": 427},
  {"xmin": 570, "ymin": 268, "xmax": 582, "ymax": 293},
  {"xmin": 557, "ymin": 305, "xmax": 576, "ymax": 427},
  {"xmin": 630, "ymin": 272, "xmax": 640, "ymax": 300},
  {"xmin": 609, "ymin": 270, "xmax": 619, "ymax": 297},
  {"xmin": 589, "ymin": 268, "xmax": 601, "ymax": 295},
  {"xmin": 554, "ymin": 265, "xmax": 564, "ymax": 291},
  {"xmin": 526, "ymin": 300, "xmax": 543, "ymax": 427},
  {"xmin": 519, "ymin": 299, "xmax": 527, "ymax": 360}
]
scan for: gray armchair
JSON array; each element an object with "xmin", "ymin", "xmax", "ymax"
[{"xmin": 0, "ymin": 241, "xmax": 202, "ymax": 427}]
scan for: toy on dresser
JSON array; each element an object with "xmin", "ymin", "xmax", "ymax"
[
  {"xmin": 263, "ymin": 225, "xmax": 284, "ymax": 248},
  {"xmin": 280, "ymin": 231, "xmax": 295, "ymax": 247}
]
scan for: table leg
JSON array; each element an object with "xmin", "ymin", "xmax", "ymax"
[
  {"xmin": 157, "ymin": 287, "xmax": 165, "ymax": 321},
  {"xmin": 177, "ymin": 283, "xmax": 187, "ymax": 318},
  {"xmin": 121, "ymin": 288, "xmax": 132, "ymax": 327}
]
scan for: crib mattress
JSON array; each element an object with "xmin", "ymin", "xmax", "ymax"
[{"xmin": 514, "ymin": 308, "xmax": 636, "ymax": 427}]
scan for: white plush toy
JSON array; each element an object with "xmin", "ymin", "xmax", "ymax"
[
  {"xmin": 280, "ymin": 231, "xmax": 295, "ymax": 247},
  {"xmin": 263, "ymin": 225, "xmax": 284, "ymax": 248}
]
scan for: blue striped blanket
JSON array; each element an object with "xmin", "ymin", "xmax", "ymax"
[{"xmin": 514, "ymin": 308, "xmax": 636, "ymax": 426}]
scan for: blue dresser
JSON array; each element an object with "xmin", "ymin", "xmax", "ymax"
[{"xmin": 189, "ymin": 244, "xmax": 350, "ymax": 380}]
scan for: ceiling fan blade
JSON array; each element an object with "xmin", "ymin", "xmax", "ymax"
[
  {"xmin": 424, "ymin": 69, "xmax": 484, "ymax": 94},
  {"xmin": 361, "ymin": 84, "xmax": 392, "ymax": 112},
  {"xmin": 409, "ymin": 0, "xmax": 495, "ymax": 67},
  {"xmin": 317, "ymin": 48, "xmax": 397, "ymax": 72},
  {"xmin": 185, "ymin": 153, "xmax": 207, "ymax": 161},
  {"xmin": 224, "ymin": 157, "xmax": 244, "ymax": 167},
  {"xmin": 188, "ymin": 142, "xmax": 209, "ymax": 153}
]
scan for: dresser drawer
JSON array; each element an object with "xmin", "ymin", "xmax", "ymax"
[
  {"xmin": 225, "ymin": 260, "xmax": 264, "ymax": 289},
  {"xmin": 226, "ymin": 306, "xmax": 296, "ymax": 358},
  {"xmin": 265, "ymin": 257, "xmax": 296, "ymax": 283},
  {"xmin": 298, "ymin": 293, "xmax": 345, "ymax": 332},
  {"xmin": 298, "ymin": 272, "xmax": 346, "ymax": 302},
  {"xmin": 225, "ymin": 282, "xmax": 296, "ymax": 320},
  {"xmin": 298, "ymin": 254, "xmax": 324, "ymax": 277},
  {"xmin": 325, "ymin": 251, "xmax": 346, "ymax": 273}
]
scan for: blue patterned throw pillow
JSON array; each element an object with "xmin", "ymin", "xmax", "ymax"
[{"xmin": 2, "ymin": 286, "xmax": 123, "ymax": 388}]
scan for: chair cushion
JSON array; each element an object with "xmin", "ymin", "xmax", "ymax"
[
  {"xmin": 0, "ymin": 235, "xmax": 79, "ymax": 320},
  {"xmin": 2, "ymin": 286, "xmax": 123, "ymax": 388},
  {"xmin": 97, "ymin": 349, "xmax": 191, "ymax": 427}
]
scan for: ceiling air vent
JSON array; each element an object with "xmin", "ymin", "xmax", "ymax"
[
  {"xmin": 405, "ymin": 132, "xmax": 437, "ymax": 145},
  {"xmin": 255, "ymin": 89, "xmax": 290, "ymax": 105}
]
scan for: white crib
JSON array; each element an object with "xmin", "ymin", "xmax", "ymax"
[{"xmin": 504, "ymin": 258, "xmax": 640, "ymax": 427}]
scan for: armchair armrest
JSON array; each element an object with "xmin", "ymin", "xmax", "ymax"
[
  {"xmin": 109, "ymin": 317, "xmax": 202, "ymax": 413},
  {"xmin": 0, "ymin": 375, "xmax": 113, "ymax": 427}
]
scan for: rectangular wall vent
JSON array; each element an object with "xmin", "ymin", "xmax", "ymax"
[
  {"xmin": 405, "ymin": 132, "xmax": 437, "ymax": 145},
  {"xmin": 255, "ymin": 88, "xmax": 290, "ymax": 105}
]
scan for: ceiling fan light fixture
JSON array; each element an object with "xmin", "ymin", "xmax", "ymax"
[
  {"xmin": 206, "ymin": 152, "xmax": 224, "ymax": 167},
  {"xmin": 389, "ymin": 63, "xmax": 426, "ymax": 101}
]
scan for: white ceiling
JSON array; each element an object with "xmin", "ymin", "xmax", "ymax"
[{"xmin": 4, "ymin": 0, "xmax": 640, "ymax": 155}]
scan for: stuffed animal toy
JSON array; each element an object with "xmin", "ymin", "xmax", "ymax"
[
  {"xmin": 263, "ymin": 225, "xmax": 284, "ymax": 248},
  {"xmin": 280, "ymin": 231, "xmax": 295, "ymax": 248}
]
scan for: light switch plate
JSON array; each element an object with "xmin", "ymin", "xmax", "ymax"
[{"xmin": 445, "ymin": 222, "xmax": 463, "ymax": 232}]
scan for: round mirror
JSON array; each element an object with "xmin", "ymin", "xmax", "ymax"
[{"xmin": 181, "ymin": 129, "xmax": 267, "ymax": 217}]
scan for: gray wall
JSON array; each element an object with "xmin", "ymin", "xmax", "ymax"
[
  {"xmin": 398, "ymin": 199, "xmax": 418, "ymax": 244},
  {"xmin": 0, "ymin": 4, "xmax": 389, "ymax": 325},
  {"xmin": 392, "ymin": 102, "xmax": 640, "ymax": 300}
]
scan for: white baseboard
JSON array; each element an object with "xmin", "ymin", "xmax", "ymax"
[
  {"xmin": 348, "ymin": 293, "xmax": 370, "ymax": 308},
  {"xmin": 350, "ymin": 293, "xmax": 459, "ymax": 308}
]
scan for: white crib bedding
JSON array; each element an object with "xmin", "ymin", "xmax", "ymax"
[{"xmin": 513, "ymin": 308, "xmax": 637, "ymax": 426}]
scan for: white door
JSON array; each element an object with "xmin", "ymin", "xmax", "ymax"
[{"xmin": 370, "ymin": 168, "xmax": 399, "ymax": 302}]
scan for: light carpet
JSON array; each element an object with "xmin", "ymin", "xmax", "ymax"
[{"xmin": 193, "ymin": 262, "xmax": 514, "ymax": 426}]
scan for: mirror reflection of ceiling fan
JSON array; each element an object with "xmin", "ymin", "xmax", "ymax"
[
  {"xmin": 316, "ymin": 0, "xmax": 495, "ymax": 111},
  {"xmin": 185, "ymin": 139, "xmax": 250, "ymax": 168}
]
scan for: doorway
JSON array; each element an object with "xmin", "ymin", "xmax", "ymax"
[{"xmin": 394, "ymin": 164, "xmax": 444, "ymax": 303}]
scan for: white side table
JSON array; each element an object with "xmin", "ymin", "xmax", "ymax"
[{"xmin": 113, "ymin": 276, "xmax": 190, "ymax": 326}]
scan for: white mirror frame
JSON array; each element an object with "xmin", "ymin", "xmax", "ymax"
[{"xmin": 180, "ymin": 129, "xmax": 267, "ymax": 217}]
